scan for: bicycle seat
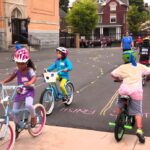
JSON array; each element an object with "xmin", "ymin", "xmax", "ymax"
[{"xmin": 120, "ymin": 95, "xmax": 131, "ymax": 100}]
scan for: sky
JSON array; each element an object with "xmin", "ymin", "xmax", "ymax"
[
  {"xmin": 144, "ymin": 0, "xmax": 150, "ymax": 5},
  {"xmin": 69, "ymin": 0, "xmax": 150, "ymax": 6},
  {"xmin": 69, "ymin": 0, "xmax": 76, "ymax": 7}
]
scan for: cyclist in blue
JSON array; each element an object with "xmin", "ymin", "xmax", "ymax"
[
  {"xmin": 47, "ymin": 47, "xmax": 73, "ymax": 103},
  {"xmin": 15, "ymin": 41, "xmax": 22, "ymax": 51},
  {"xmin": 121, "ymin": 31, "xmax": 134, "ymax": 51}
]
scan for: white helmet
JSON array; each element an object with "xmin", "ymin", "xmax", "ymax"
[{"xmin": 56, "ymin": 47, "xmax": 68, "ymax": 56}]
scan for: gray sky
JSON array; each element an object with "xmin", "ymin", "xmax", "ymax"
[
  {"xmin": 144, "ymin": 0, "xmax": 150, "ymax": 4},
  {"xmin": 69, "ymin": 0, "xmax": 76, "ymax": 7}
]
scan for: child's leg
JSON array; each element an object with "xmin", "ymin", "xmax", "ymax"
[
  {"xmin": 135, "ymin": 115, "xmax": 142, "ymax": 129},
  {"xmin": 13, "ymin": 101, "xmax": 23, "ymax": 123},
  {"xmin": 115, "ymin": 95, "xmax": 123, "ymax": 115},
  {"xmin": 129, "ymin": 100, "xmax": 145, "ymax": 142},
  {"xmin": 60, "ymin": 78, "xmax": 67, "ymax": 96},
  {"xmin": 25, "ymin": 96, "xmax": 35, "ymax": 118},
  {"xmin": 25, "ymin": 96, "xmax": 37, "ymax": 126}
]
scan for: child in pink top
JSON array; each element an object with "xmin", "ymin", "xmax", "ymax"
[{"xmin": 111, "ymin": 50, "xmax": 150, "ymax": 143}]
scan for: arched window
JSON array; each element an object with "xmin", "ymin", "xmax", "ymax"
[
  {"xmin": 109, "ymin": 2, "xmax": 117, "ymax": 11},
  {"xmin": 11, "ymin": 8, "xmax": 22, "ymax": 18}
]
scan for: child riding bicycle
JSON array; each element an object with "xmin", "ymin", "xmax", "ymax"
[
  {"xmin": 111, "ymin": 50, "xmax": 150, "ymax": 143},
  {"xmin": 47, "ymin": 47, "xmax": 73, "ymax": 103},
  {"xmin": 1, "ymin": 48, "xmax": 37, "ymax": 127}
]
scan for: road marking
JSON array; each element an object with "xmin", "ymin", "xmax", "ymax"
[{"xmin": 100, "ymin": 90, "xmax": 118, "ymax": 116}]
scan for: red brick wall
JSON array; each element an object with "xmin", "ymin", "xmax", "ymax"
[{"xmin": 101, "ymin": 0, "xmax": 128, "ymax": 33}]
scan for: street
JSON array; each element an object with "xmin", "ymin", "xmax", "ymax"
[{"xmin": 0, "ymin": 47, "xmax": 150, "ymax": 136}]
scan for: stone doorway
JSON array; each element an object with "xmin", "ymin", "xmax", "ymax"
[{"xmin": 11, "ymin": 8, "xmax": 29, "ymax": 44}]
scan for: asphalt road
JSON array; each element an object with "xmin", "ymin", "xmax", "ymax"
[{"xmin": 0, "ymin": 47, "xmax": 150, "ymax": 136}]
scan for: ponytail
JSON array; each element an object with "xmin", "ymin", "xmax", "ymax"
[{"xmin": 27, "ymin": 59, "xmax": 36, "ymax": 71}]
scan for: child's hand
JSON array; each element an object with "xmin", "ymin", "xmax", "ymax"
[
  {"xmin": 63, "ymin": 69, "xmax": 68, "ymax": 72},
  {"xmin": 0, "ymin": 81, "xmax": 4, "ymax": 84},
  {"xmin": 24, "ymin": 82, "xmax": 31, "ymax": 86}
]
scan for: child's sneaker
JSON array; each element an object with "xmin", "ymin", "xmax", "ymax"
[
  {"xmin": 62, "ymin": 95, "xmax": 69, "ymax": 103},
  {"xmin": 136, "ymin": 129, "xmax": 145, "ymax": 143},
  {"xmin": 15, "ymin": 124, "xmax": 22, "ymax": 139}
]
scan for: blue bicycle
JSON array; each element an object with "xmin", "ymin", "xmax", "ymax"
[
  {"xmin": 0, "ymin": 84, "xmax": 46, "ymax": 150},
  {"xmin": 40, "ymin": 70, "xmax": 74, "ymax": 115}
]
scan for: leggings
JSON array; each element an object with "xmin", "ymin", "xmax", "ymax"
[
  {"xmin": 13, "ymin": 96, "xmax": 35, "ymax": 119},
  {"xmin": 56, "ymin": 76, "xmax": 67, "ymax": 95}
]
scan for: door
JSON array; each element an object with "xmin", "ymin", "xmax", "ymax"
[{"xmin": 11, "ymin": 18, "xmax": 28, "ymax": 44}]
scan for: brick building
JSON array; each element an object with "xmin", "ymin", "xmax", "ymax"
[
  {"xmin": 0, "ymin": 0, "xmax": 59, "ymax": 49},
  {"xmin": 95, "ymin": 0, "xmax": 129, "ymax": 40}
]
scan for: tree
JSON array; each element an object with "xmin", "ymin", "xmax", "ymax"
[
  {"xmin": 127, "ymin": 5, "xmax": 149, "ymax": 34},
  {"xmin": 129, "ymin": 0, "xmax": 144, "ymax": 11},
  {"xmin": 66, "ymin": 0, "xmax": 99, "ymax": 36},
  {"xmin": 60, "ymin": 0, "xmax": 69, "ymax": 12}
]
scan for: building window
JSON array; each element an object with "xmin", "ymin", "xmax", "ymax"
[
  {"xmin": 11, "ymin": 8, "xmax": 22, "ymax": 18},
  {"xmin": 110, "ymin": 14, "xmax": 116, "ymax": 23},
  {"xmin": 97, "ymin": 0, "xmax": 104, "ymax": 3},
  {"xmin": 109, "ymin": 2, "xmax": 117, "ymax": 11}
]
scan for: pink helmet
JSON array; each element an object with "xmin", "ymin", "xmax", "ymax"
[
  {"xmin": 56, "ymin": 47, "xmax": 69, "ymax": 56},
  {"xmin": 14, "ymin": 48, "xmax": 30, "ymax": 63}
]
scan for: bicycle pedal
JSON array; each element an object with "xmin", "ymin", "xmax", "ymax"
[
  {"xmin": 124, "ymin": 125, "xmax": 132, "ymax": 130},
  {"xmin": 109, "ymin": 122, "xmax": 116, "ymax": 126}
]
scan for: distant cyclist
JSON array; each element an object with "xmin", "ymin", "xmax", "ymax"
[
  {"xmin": 14, "ymin": 41, "xmax": 22, "ymax": 51},
  {"xmin": 121, "ymin": 31, "xmax": 134, "ymax": 52}
]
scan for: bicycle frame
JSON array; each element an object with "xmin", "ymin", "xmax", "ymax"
[
  {"xmin": 43, "ymin": 69, "xmax": 74, "ymax": 101},
  {"xmin": 109, "ymin": 95, "xmax": 133, "ymax": 130},
  {"xmin": 0, "ymin": 84, "xmax": 31, "ymax": 138},
  {"xmin": 46, "ymin": 82, "xmax": 64, "ymax": 101}
]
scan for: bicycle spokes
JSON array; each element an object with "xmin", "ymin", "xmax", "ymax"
[{"xmin": 28, "ymin": 104, "xmax": 46, "ymax": 137}]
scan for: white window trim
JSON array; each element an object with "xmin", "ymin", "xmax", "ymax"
[
  {"xmin": 109, "ymin": 2, "xmax": 117, "ymax": 11},
  {"xmin": 110, "ymin": 16, "xmax": 117, "ymax": 23}
]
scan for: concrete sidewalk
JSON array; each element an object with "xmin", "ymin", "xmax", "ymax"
[{"xmin": 13, "ymin": 125, "xmax": 150, "ymax": 150}]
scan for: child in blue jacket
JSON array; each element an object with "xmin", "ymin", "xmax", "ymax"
[{"xmin": 47, "ymin": 47, "xmax": 73, "ymax": 103}]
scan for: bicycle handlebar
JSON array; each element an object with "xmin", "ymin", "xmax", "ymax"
[
  {"xmin": 0, "ymin": 84, "xmax": 34, "ymax": 103},
  {"xmin": 44, "ymin": 68, "xmax": 67, "ymax": 74}
]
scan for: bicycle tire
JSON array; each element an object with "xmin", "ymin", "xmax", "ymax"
[
  {"xmin": 64, "ymin": 82, "xmax": 74, "ymax": 106},
  {"xmin": 28, "ymin": 104, "xmax": 46, "ymax": 137},
  {"xmin": 0, "ymin": 123, "xmax": 15, "ymax": 150},
  {"xmin": 40, "ymin": 89, "xmax": 55, "ymax": 115},
  {"xmin": 114, "ymin": 112, "xmax": 125, "ymax": 142}
]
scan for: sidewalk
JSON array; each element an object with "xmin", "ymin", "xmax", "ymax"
[{"xmin": 14, "ymin": 125, "xmax": 150, "ymax": 150}]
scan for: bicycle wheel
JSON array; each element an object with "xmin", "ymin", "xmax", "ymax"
[
  {"xmin": 114, "ymin": 112, "xmax": 125, "ymax": 142},
  {"xmin": 0, "ymin": 122, "xmax": 15, "ymax": 150},
  {"xmin": 40, "ymin": 89, "xmax": 55, "ymax": 115},
  {"xmin": 64, "ymin": 82, "xmax": 74, "ymax": 106},
  {"xmin": 130, "ymin": 116, "xmax": 135, "ymax": 127},
  {"xmin": 28, "ymin": 104, "xmax": 46, "ymax": 137}
]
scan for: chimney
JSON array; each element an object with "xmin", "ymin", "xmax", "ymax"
[{"xmin": 145, "ymin": 3, "xmax": 148, "ymax": 7}]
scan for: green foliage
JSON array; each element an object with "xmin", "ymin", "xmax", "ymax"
[
  {"xmin": 127, "ymin": 5, "xmax": 149, "ymax": 34},
  {"xmin": 60, "ymin": 0, "xmax": 69, "ymax": 12},
  {"xmin": 129, "ymin": 0, "xmax": 144, "ymax": 11},
  {"xmin": 66, "ymin": 0, "xmax": 99, "ymax": 36}
]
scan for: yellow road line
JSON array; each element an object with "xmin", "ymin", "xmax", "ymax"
[
  {"xmin": 100, "ymin": 90, "xmax": 117, "ymax": 115},
  {"xmin": 102, "ymin": 91, "xmax": 118, "ymax": 116},
  {"xmin": 100, "ymin": 90, "xmax": 118, "ymax": 116}
]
